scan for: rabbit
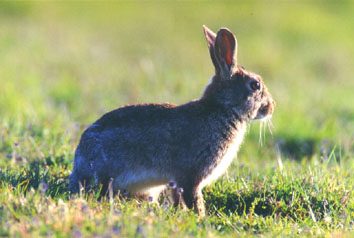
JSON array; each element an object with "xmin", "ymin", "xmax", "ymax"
[{"xmin": 69, "ymin": 25, "xmax": 275, "ymax": 217}]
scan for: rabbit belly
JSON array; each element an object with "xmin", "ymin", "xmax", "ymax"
[
  {"xmin": 113, "ymin": 169, "xmax": 169, "ymax": 196},
  {"xmin": 199, "ymin": 125, "xmax": 246, "ymax": 189},
  {"xmin": 136, "ymin": 185, "xmax": 167, "ymax": 201}
]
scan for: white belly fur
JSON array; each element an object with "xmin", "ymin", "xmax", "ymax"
[
  {"xmin": 113, "ymin": 169, "xmax": 169, "ymax": 197},
  {"xmin": 199, "ymin": 125, "xmax": 246, "ymax": 190}
]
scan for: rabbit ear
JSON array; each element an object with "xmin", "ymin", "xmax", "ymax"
[
  {"xmin": 203, "ymin": 25, "xmax": 221, "ymax": 75},
  {"xmin": 214, "ymin": 28, "xmax": 238, "ymax": 79}
]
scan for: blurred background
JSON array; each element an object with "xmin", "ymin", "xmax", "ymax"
[{"xmin": 0, "ymin": 2, "xmax": 353, "ymax": 169}]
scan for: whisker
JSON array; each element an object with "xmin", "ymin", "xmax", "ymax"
[
  {"xmin": 263, "ymin": 119, "xmax": 266, "ymax": 143},
  {"xmin": 258, "ymin": 117, "xmax": 274, "ymax": 148},
  {"xmin": 258, "ymin": 121, "xmax": 263, "ymax": 147},
  {"xmin": 266, "ymin": 118, "xmax": 274, "ymax": 136}
]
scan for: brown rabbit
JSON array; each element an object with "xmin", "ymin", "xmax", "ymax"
[{"xmin": 69, "ymin": 25, "xmax": 275, "ymax": 217}]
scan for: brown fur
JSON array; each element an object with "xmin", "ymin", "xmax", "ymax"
[{"xmin": 69, "ymin": 26, "xmax": 275, "ymax": 217}]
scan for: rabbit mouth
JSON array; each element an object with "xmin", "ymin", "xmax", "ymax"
[{"xmin": 255, "ymin": 113, "xmax": 272, "ymax": 121}]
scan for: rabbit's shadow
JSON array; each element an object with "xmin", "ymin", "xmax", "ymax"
[
  {"xmin": 204, "ymin": 188, "xmax": 331, "ymax": 219},
  {"xmin": 204, "ymin": 190, "xmax": 274, "ymax": 217}
]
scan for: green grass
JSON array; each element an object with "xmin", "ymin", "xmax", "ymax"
[{"xmin": 0, "ymin": 2, "xmax": 353, "ymax": 237}]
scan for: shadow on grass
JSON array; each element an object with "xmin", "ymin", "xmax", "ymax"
[
  {"xmin": 276, "ymin": 137, "xmax": 317, "ymax": 160},
  {"xmin": 204, "ymin": 185, "xmax": 338, "ymax": 222},
  {"xmin": 0, "ymin": 159, "xmax": 69, "ymax": 199},
  {"xmin": 275, "ymin": 136, "xmax": 344, "ymax": 161}
]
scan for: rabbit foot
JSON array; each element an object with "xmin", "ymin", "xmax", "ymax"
[{"xmin": 171, "ymin": 185, "xmax": 206, "ymax": 217}]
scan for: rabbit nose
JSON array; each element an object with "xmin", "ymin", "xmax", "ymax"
[{"xmin": 260, "ymin": 98, "xmax": 275, "ymax": 116}]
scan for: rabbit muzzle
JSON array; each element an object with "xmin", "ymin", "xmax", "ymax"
[{"xmin": 255, "ymin": 98, "xmax": 275, "ymax": 120}]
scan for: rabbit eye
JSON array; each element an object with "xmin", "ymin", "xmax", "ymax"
[{"xmin": 250, "ymin": 81, "xmax": 260, "ymax": 91}]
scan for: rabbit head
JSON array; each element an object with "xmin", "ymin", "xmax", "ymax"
[{"xmin": 202, "ymin": 26, "xmax": 275, "ymax": 121}]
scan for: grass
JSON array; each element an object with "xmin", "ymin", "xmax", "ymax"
[{"xmin": 0, "ymin": 2, "xmax": 353, "ymax": 237}]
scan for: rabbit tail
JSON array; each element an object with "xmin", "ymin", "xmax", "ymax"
[{"xmin": 69, "ymin": 148, "xmax": 93, "ymax": 193}]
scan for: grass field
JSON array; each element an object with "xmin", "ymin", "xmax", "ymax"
[{"xmin": 0, "ymin": 2, "xmax": 353, "ymax": 237}]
